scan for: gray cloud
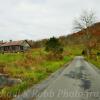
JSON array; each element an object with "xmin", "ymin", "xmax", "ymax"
[{"xmin": 0, "ymin": 0, "xmax": 100, "ymax": 41}]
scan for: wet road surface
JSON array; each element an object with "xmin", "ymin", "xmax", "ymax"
[{"xmin": 35, "ymin": 56, "xmax": 100, "ymax": 100}]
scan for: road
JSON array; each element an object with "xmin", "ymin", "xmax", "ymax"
[{"xmin": 35, "ymin": 56, "xmax": 100, "ymax": 100}]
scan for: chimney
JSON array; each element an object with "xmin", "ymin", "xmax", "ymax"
[{"xmin": 10, "ymin": 40, "xmax": 12, "ymax": 42}]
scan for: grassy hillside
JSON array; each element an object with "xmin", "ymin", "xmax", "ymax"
[
  {"xmin": 0, "ymin": 48, "xmax": 73, "ymax": 100},
  {"xmin": 59, "ymin": 22, "xmax": 100, "ymax": 46}
]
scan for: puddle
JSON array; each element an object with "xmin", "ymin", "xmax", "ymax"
[{"xmin": 80, "ymin": 79, "xmax": 91, "ymax": 90}]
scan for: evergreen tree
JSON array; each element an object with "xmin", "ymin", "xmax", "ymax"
[{"xmin": 45, "ymin": 37, "xmax": 63, "ymax": 54}]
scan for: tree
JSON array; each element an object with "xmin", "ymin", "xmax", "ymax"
[
  {"xmin": 45, "ymin": 37, "xmax": 63, "ymax": 60},
  {"xmin": 73, "ymin": 10, "xmax": 96, "ymax": 55}
]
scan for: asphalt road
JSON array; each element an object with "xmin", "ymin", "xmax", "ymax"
[{"xmin": 35, "ymin": 56, "xmax": 100, "ymax": 100}]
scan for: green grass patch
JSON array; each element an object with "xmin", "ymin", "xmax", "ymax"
[
  {"xmin": 42, "ymin": 56, "xmax": 72, "ymax": 73},
  {"xmin": 86, "ymin": 56, "xmax": 100, "ymax": 69},
  {"xmin": 0, "ymin": 53, "xmax": 23, "ymax": 63},
  {"xmin": 64, "ymin": 44, "xmax": 84, "ymax": 56}
]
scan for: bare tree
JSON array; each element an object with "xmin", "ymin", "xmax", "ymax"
[{"xmin": 73, "ymin": 10, "xmax": 96, "ymax": 55}]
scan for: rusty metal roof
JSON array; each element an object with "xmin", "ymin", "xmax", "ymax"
[
  {"xmin": 0, "ymin": 42, "xmax": 6, "ymax": 46},
  {"xmin": 1, "ymin": 40, "xmax": 24, "ymax": 47}
]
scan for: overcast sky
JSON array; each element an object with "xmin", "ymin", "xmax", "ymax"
[{"xmin": 0, "ymin": 0, "xmax": 100, "ymax": 41}]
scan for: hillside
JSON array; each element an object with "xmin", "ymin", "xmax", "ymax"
[
  {"xmin": 75, "ymin": 22, "xmax": 100, "ymax": 36},
  {"xmin": 59, "ymin": 22, "xmax": 100, "ymax": 46}
]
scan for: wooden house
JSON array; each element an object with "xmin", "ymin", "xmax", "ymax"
[{"xmin": 0, "ymin": 40, "xmax": 31, "ymax": 53}]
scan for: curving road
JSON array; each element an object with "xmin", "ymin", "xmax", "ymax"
[{"xmin": 35, "ymin": 56, "xmax": 100, "ymax": 100}]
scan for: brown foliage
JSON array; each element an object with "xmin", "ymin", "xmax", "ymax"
[
  {"xmin": 0, "ymin": 62, "xmax": 6, "ymax": 73},
  {"xmin": 14, "ymin": 51, "xmax": 46, "ymax": 69},
  {"xmin": 46, "ymin": 52, "xmax": 63, "ymax": 61}
]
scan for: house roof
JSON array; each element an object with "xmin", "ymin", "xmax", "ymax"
[
  {"xmin": 1, "ymin": 40, "xmax": 24, "ymax": 47},
  {"xmin": 0, "ymin": 42, "xmax": 5, "ymax": 46}
]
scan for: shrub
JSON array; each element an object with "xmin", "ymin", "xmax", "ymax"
[
  {"xmin": 0, "ymin": 62, "xmax": 6, "ymax": 73},
  {"xmin": 45, "ymin": 37, "xmax": 63, "ymax": 60}
]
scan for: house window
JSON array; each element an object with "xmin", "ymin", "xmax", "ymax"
[
  {"xmin": 12, "ymin": 46, "xmax": 16, "ymax": 50},
  {"xmin": 20, "ymin": 46, "xmax": 23, "ymax": 50}
]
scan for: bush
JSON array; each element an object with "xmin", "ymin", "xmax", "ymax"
[
  {"xmin": 45, "ymin": 37, "xmax": 63, "ymax": 60},
  {"xmin": 97, "ymin": 52, "xmax": 100, "ymax": 56},
  {"xmin": 45, "ymin": 37, "xmax": 63, "ymax": 53},
  {"xmin": 0, "ymin": 62, "xmax": 6, "ymax": 73}
]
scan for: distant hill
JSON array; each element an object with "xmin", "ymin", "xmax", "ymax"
[
  {"xmin": 75, "ymin": 22, "xmax": 100, "ymax": 36},
  {"xmin": 59, "ymin": 22, "xmax": 100, "ymax": 45},
  {"xmin": 89, "ymin": 22, "xmax": 100, "ymax": 36}
]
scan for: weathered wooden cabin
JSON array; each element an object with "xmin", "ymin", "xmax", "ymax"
[{"xmin": 0, "ymin": 40, "xmax": 31, "ymax": 53}]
